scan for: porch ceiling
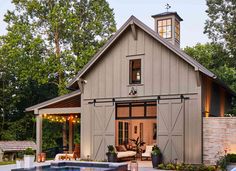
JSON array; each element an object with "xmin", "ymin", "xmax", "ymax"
[{"xmin": 25, "ymin": 90, "xmax": 81, "ymax": 114}]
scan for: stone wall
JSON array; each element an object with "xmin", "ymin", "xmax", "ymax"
[{"xmin": 203, "ymin": 117, "xmax": 236, "ymax": 165}]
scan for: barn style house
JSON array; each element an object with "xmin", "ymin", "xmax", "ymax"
[{"xmin": 26, "ymin": 12, "xmax": 236, "ymax": 164}]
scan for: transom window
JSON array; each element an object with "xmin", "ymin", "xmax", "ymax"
[
  {"xmin": 157, "ymin": 19, "xmax": 172, "ymax": 39},
  {"xmin": 175, "ymin": 20, "xmax": 180, "ymax": 42},
  {"xmin": 129, "ymin": 59, "xmax": 141, "ymax": 84},
  {"xmin": 116, "ymin": 101, "xmax": 157, "ymax": 119}
]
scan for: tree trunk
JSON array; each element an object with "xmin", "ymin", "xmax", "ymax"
[{"xmin": 54, "ymin": 29, "xmax": 64, "ymax": 95}]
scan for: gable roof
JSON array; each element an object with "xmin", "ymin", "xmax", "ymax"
[
  {"xmin": 25, "ymin": 90, "xmax": 81, "ymax": 112},
  {"xmin": 67, "ymin": 15, "xmax": 235, "ymax": 96},
  {"xmin": 0, "ymin": 141, "xmax": 36, "ymax": 152}
]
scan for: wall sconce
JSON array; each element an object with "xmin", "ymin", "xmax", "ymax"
[
  {"xmin": 205, "ymin": 111, "xmax": 210, "ymax": 118},
  {"xmin": 129, "ymin": 87, "xmax": 137, "ymax": 96}
]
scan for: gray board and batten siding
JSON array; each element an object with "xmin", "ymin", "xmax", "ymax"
[{"xmin": 80, "ymin": 22, "xmax": 202, "ymax": 164}]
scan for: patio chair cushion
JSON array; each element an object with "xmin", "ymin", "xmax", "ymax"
[
  {"xmin": 54, "ymin": 153, "xmax": 74, "ymax": 160},
  {"xmin": 117, "ymin": 151, "xmax": 136, "ymax": 159},
  {"xmin": 141, "ymin": 145, "xmax": 153, "ymax": 158},
  {"xmin": 115, "ymin": 145, "xmax": 127, "ymax": 152}
]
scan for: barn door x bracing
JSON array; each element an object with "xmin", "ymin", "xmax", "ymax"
[
  {"xmin": 92, "ymin": 102, "xmax": 115, "ymax": 160},
  {"xmin": 157, "ymin": 99, "xmax": 185, "ymax": 163}
]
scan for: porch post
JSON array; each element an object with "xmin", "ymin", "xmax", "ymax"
[
  {"xmin": 36, "ymin": 114, "xmax": 43, "ymax": 155},
  {"xmin": 69, "ymin": 115, "xmax": 73, "ymax": 153}
]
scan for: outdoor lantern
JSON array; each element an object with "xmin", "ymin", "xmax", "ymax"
[
  {"xmin": 37, "ymin": 154, "xmax": 41, "ymax": 163},
  {"xmin": 41, "ymin": 153, "xmax": 46, "ymax": 162},
  {"xmin": 37, "ymin": 153, "xmax": 46, "ymax": 162},
  {"xmin": 130, "ymin": 160, "xmax": 138, "ymax": 171}
]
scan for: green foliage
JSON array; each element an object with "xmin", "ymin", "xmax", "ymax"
[
  {"xmin": 157, "ymin": 163, "xmax": 217, "ymax": 171},
  {"xmin": 0, "ymin": 0, "xmax": 116, "ymax": 152},
  {"xmin": 205, "ymin": 0, "xmax": 236, "ymax": 63},
  {"xmin": 151, "ymin": 145, "xmax": 161, "ymax": 156},
  {"xmin": 226, "ymin": 153, "xmax": 236, "ymax": 163},
  {"xmin": 0, "ymin": 161, "xmax": 16, "ymax": 165},
  {"xmin": 217, "ymin": 153, "xmax": 236, "ymax": 171},
  {"xmin": 106, "ymin": 145, "xmax": 117, "ymax": 155},
  {"xmin": 184, "ymin": 43, "xmax": 236, "ymax": 115},
  {"xmin": 42, "ymin": 119, "xmax": 63, "ymax": 151},
  {"xmin": 16, "ymin": 152, "xmax": 24, "ymax": 160},
  {"xmin": 24, "ymin": 147, "xmax": 35, "ymax": 155}
]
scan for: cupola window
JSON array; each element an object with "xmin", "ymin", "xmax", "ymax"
[{"xmin": 157, "ymin": 19, "xmax": 172, "ymax": 39}]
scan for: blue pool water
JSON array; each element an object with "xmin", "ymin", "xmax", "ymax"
[
  {"xmin": 13, "ymin": 166, "xmax": 114, "ymax": 171},
  {"xmin": 11, "ymin": 161, "xmax": 127, "ymax": 171}
]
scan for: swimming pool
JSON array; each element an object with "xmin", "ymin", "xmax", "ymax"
[{"xmin": 11, "ymin": 161, "xmax": 128, "ymax": 171}]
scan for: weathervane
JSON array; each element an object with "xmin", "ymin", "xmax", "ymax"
[{"xmin": 165, "ymin": 3, "xmax": 171, "ymax": 12}]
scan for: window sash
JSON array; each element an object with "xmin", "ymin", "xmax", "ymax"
[
  {"xmin": 157, "ymin": 18, "xmax": 172, "ymax": 39},
  {"xmin": 116, "ymin": 101, "xmax": 157, "ymax": 119},
  {"xmin": 129, "ymin": 59, "xmax": 141, "ymax": 84}
]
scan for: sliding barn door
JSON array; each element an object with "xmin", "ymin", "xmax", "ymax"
[
  {"xmin": 91, "ymin": 103, "xmax": 115, "ymax": 160},
  {"xmin": 157, "ymin": 99, "xmax": 184, "ymax": 163}
]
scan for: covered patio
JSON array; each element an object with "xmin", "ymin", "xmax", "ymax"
[{"xmin": 25, "ymin": 90, "xmax": 81, "ymax": 156}]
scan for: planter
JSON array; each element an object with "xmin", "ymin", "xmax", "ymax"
[
  {"xmin": 24, "ymin": 155, "xmax": 35, "ymax": 168},
  {"xmin": 151, "ymin": 154, "xmax": 162, "ymax": 168},
  {"xmin": 107, "ymin": 153, "xmax": 117, "ymax": 162},
  {"xmin": 227, "ymin": 163, "xmax": 236, "ymax": 171},
  {"xmin": 16, "ymin": 160, "xmax": 24, "ymax": 168}
]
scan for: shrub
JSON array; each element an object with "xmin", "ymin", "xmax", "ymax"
[
  {"xmin": 157, "ymin": 163, "xmax": 216, "ymax": 171},
  {"xmin": 24, "ymin": 147, "xmax": 35, "ymax": 155},
  {"xmin": 227, "ymin": 153, "xmax": 236, "ymax": 163},
  {"xmin": 16, "ymin": 152, "xmax": 24, "ymax": 160}
]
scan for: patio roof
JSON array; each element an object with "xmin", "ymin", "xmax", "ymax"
[
  {"xmin": 26, "ymin": 90, "xmax": 81, "ymax": 114},
  {"xmin": 0, "ymin": 141, "xmax": 36, "ymax": 152}
]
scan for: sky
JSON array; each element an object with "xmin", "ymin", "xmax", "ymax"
[{"xmin": 0, "ymin": 0, "xmax": 210, "ymax": 48}]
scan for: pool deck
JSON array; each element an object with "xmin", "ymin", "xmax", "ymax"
[{"xmin": 0, "ymin": 160, "xmax": 156, "ymax": 171}]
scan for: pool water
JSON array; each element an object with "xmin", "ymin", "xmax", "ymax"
[
  {"xmin": 11, "ymin": 161, "xmax": 127, "ymax": 171},
  {"xmin": 14, "ymin": 166, "xmax": 114, "ymax": 171}
]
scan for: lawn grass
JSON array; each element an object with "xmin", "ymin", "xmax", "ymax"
[{"xmin": 0, "ymin": 161, "xmax": 16, "ymax": 165}]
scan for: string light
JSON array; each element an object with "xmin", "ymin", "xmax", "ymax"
[{"xmin": 42, "ymin": 114, "xmax": 80, "ymax": 124}]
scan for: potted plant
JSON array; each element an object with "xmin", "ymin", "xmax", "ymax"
[
  {"xmin": 151, "ymin": 145, "xmax": 162, "ymax": 168},
  {"xmin": 130, "ymin": 137, "xmax": 145, "ymax": 154},
  {"xmin": 16, "ymin": 152, "xmax": 24, "ymax": 168},
  {"xmin": 24, "ymin": 147, "xmax": 35, "ymax": 168},
  {"xmin": 106, "ymin": 145, "xmax": 117, "ymax": 162}
]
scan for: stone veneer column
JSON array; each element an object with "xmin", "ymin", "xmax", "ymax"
[{"xmin": 203, "ymin": 117, "xmax": 236, "ymax": 165}]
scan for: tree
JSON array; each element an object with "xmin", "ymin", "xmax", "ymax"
[
  {"xmin": 204, "ymin": 0, "xmax": 236, "ymax": 66},
  {"xmin": 0, "ymin": 0, "xmax": 116, "ymax": 147},
  {"xmin": 9, "ymin": 0, "xmax": 116, "ymax": 95},
  {"xmin": 184, "ymin": 43, "xmax": 236, "ymax": 114}
]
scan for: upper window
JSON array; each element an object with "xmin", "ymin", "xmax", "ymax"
[
  {"xmin": 175, "ymin": 20, "xmax": 180, "ymax": 42},
  {"xmin": 157, "ymin": 19, "xmax": 172, "ymax": 39},
  {"xmin": 129, "ymin": 59, "xmax": 141, "ymax": 84}
]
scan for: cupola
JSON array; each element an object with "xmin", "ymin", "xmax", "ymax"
[{"xmin": 152, "ymin": 11, "xmax": 183, "ymax": 47}]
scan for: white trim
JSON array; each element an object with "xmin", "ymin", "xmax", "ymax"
[{"xmin": 38, "ymin": 107, "xmax": 81, "ymax": 115}]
